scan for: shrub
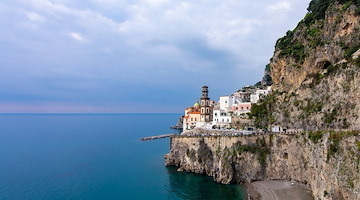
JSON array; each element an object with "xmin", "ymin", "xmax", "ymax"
[
  {"xmin": 354, "ymin": 57, "xmax": 360, "ymax": 67},
  {"xmin": 344, "ymin": 45, "xmax": 360, "ymax": 60},
  {"xmin": 278, "ymin": 40, "xmax": 307, "ymax": 63},
  {"xmin": 324, "ymin": 109, "xmax": 337, "ymax": 124},
  {"xmin": 302, "ymin": 100, "xmax": 323, "ymax": 116},
  {"xmin": 307, "ymin": 27, "xmax": 320, "ymax": 37},
  {"xmin": 306, "ymin": 0, "xmax": 332, "ymax": 22},
  {"xmin": 327, "ymin": 131, "xmax": 359, "ymax": 160},
  {"xmin": 308, "ymin": 131, "xmax": 325, "ymax": 143},
  {"xmin": 304, "ymin": 0, "xmax": 360, "ymax": 24},
  {"xmin": 249, "ymin": 93, "xmax": 277, "ymax": 129},
  {"xmin": 293, "ymin": 100, "xmax": 303, "ymax": 107},
  {"xmin": 326, "ymin": 64, "xmax": 339, "ymax": 75},
  {"xmin": 234, "ymin": 138, "xmax": 270, "ymax": 167}
]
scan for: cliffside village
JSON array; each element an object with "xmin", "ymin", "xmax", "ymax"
[{"xmin": 180, "ymin": 86, "xmax": 271, "ymax": 131}]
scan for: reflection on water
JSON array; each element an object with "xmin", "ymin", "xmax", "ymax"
[{"xmin": 166, "ymin": 166, "xmax": 247, "ymax": 200}]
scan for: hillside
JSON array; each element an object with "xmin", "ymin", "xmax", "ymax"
[{"xmin": 256, "ymin": 0, "xmax": 360, "ymax": 130}]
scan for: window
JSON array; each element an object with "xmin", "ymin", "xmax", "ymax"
[
  {"xmin": 206, "ymin": 108, "xmax": 209, "ymax": 113},
  {"xmin": 195, "ymin": 118, "xmax": 197, "ymax": 121},
  {"xmin": 246, "ymin": 107, "xmax": 249, "ymax": 110}
]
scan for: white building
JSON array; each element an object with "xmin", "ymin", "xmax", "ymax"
[
  {"xmin": 230, "ymin": 96, "xmax": 242, "ymax": 105},
  {"xmin": 272, "ymin": 126, "xmax": 283, "ymax": 133},
  {"xmin": 219, "ymin": 96, "xmax": 231, "ymax": 110},
  {"xmin": 212, "ymin": 109, "xmax": 231, "ymax": 125},
  {"xmin": 219, "ymin": 95, "xmax": 243, "ymax": 110},
  {"xmin": 250, "ymin": 94, "xmax": 260, "ymax": 103},
  {"xmin": 250, "ymin": 87, "xmax": 272, "ymax": 103},
  {"xmin": 256, "ymin": 89, "xmax": 270, "ymax": 96}
]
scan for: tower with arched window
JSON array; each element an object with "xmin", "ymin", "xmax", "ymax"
[{"xmin": 200, "ymin": 86, "xmax": 211, "ymax": 122}]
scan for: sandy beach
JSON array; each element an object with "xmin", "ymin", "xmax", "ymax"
[{"xmin": 246, "ymin": 180, "xmax": 314, "ymax": 200}]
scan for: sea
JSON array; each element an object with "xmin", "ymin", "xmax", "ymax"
[{"xmin": 0, "ymin": 113, "xmax": 247, "ymax": 200}]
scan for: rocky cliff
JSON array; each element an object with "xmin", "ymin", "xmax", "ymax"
[
  {"xmin": 265, "ymin": 0, "xmax": 360, "ymax": 130},
  {"xmin": 165, "ymin": 131, "xmax": 360, "ymax": 200}
]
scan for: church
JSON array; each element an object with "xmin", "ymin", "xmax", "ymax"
[{"xmin": 182, "ymin": 86, "xmax": 214, "ymax": 130}]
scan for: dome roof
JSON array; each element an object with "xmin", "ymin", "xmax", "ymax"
[{"xmin": 194, "ymin": 101, "xmax": 200, "ymax": 107}]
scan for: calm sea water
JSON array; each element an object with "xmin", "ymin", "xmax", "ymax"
[{"xmin": 0, "ymin": 114, "xmax": 246, "ymax": 200}]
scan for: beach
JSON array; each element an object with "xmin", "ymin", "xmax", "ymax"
[{"xmin": 246, "ymin": 180, "xmax": 314, "ymax": 200}]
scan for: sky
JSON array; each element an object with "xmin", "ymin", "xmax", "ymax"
[{"xmin": 0, "ymin": 0, "xmax": 310, "ymax": 113}]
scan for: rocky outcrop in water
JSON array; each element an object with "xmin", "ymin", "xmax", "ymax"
[{"xmin": 165, "ymin": 131, "xmax": 360, "ymax": 200}]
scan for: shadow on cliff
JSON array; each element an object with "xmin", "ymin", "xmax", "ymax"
[{"xmin": 165, "ymin": 166, "xmax": 247, "ymax": 200}]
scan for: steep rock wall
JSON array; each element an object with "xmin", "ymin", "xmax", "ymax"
[
  {"xmin": 165, "ymin": 132, "xmax": 360, "ymax": 200},
  {"xmin": 270, "ymin": 2, "xmax": 360, "ymax": 92},
  {"xmin": 264, "ymin": 1, "xmax": 360, "ymax": 130}
]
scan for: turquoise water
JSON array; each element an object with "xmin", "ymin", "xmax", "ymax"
[{"xmin": 0, "ymin": 114, "xmax": 246, "ymax": 200}]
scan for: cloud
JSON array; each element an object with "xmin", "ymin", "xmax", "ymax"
[
  {"xmin": 69, "ymin": 32, "xmax": 85, "ymax": 42},
  {"xmin": 268, "ymin": 1, "xmax": 292, "ymax": 12},
  {"xmin": 0, "ymin": 0, "xmax": 311, "ymax": 112},
  {"xmin": 26, "ymin": 11, "xmax": 46, "ymax": 22}
]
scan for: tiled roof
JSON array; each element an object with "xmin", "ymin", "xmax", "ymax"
[{"xmin": 188, "ymin": 112, "xmax": 200, "ymax": 114}]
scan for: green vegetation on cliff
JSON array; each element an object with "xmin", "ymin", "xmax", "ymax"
[
  {"xmin": 234, "ymin": 138, "xmax": 270, "ymax": 167},
  {"xmin": 248, "ymin": 93, "xmax": 277, "ymax": 129},
  {"xmin": 305, "ymin": 0, "xmax": 360, "ymax": 24},
  {"xmin": 275, "ymin": 0, "xmax": 360, "ymax": 64},
  {"xmin": 265, "ymin": 0, "xmax": 360, "ymax": 130},
  {"xmin": 327, "ymin": 131, "xmax": 360, "ymax": 160},
  {"xmin": 308, "ymin": 131, "xmax": 325, "ymax": 143}
]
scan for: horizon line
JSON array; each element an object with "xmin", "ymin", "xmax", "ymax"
[{"xmin": 0, "ymin": 112, "xmax": 182, "ymax": 115}]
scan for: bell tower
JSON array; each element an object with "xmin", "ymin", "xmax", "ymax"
[{"xmin": 200, "ymin": 86, "xmax": 211, "ymax": 122}]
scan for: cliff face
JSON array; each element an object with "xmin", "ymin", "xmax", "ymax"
[
  {"xmin": 271, "ymin": 1, "xmax": 359, "ymax": 91},
  {"xmin": 165, "ymin": 131, "xmax": 360, "ymax": 200},
  {"xmin": 261, "ymin": 0, "xmax": 360, "ymax": 130}
]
